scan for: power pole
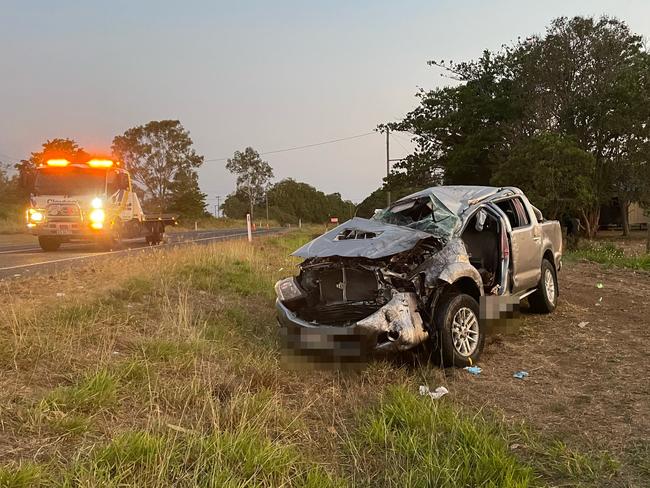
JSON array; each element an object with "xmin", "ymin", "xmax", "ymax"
[
  {"xmin": 215, "ymin": 195, "xmax": 221, "ymax": 218},
  {"xmin": 386, "ymin": 127, "xmax": 391, "ymax": 207},
  {"xmin": 265, "ymin": 192, "xmax": 269, "ymax": 228}
]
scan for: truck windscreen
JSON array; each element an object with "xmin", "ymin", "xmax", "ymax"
[{"xmin": 34, "ymin": 167, "xmax": 107, "ymax": 196}]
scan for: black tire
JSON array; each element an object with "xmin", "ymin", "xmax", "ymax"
[
  {"xmin": 528, "ymin": 259, "xmax": 558, "ymax": 313},
  {"xmin": 38, "ymin": 236, "xmax": 61, "ymax": 252},
  {"xmin": 434, "ymin": 293, "xmax": 484, "ymax": 367}
]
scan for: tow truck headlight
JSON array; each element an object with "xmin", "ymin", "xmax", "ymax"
[
  {"xmin": 28, "ymin": 208, "xmax": 44, "ymax": 223},
  {"xmin": 91, "ymin": 197, "xmax": 103, "ymax": 209},
  {"xmin": 89, "ymin": 209, "xmax": 105, "ymax": 229}
]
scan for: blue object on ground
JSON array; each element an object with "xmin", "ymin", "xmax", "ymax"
[
  {"xmin": 464, "ymin": 366, "xmax": 482, "ymax": 375},
  {"xmin": 513, "ymin": 371, "xmax": 529, "ymax": 379}
]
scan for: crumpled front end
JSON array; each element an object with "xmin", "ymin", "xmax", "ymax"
[{"xmin": 275, "ymin": 219, "xmax": 483, "ymax": 360}]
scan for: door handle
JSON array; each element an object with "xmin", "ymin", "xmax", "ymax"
[{"xmin": 533, "ymin": 236, "xmax": 541, "ymax": 242}]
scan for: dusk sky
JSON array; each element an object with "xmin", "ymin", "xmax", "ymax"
[{"xmin": 2, "ymin": 0, "xmax": 649, "ymax": 206}]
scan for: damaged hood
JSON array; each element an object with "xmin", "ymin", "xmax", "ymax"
[{"xmin": 292, "ymin": 217, "xmax": 437, "ymax": 259}]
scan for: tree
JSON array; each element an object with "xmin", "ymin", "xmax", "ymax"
[
  {"xmin": 16, "ymin": 138, "xmax": 88, "ymax": 196},
  {"xmin": 491, "ymin": 134, "xmax": 596, "ymax": 219},
  {"xmin": 166, "ymin": 168, "xmax": 208, "ymax": 219},
  {"xmin": 517, "ymin": 16, "xmax": 650, "ymax": 236},
  {"xmin": 225, "ymin": 147, "xmax": 273, "ymax": 219},
  {"xmin": 386, "ymin": 15, "xmax": 650, "ymax": 237},
  {"xmin": 387, "ymin": 50, "xmax": 521, "ymax": 187},
  {"xmin": 112, "ymin": 120, "xmax": 204, "ymax": 212}
]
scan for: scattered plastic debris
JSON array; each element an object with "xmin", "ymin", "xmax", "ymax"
[
  {"xmin": 513, "ymin": 371, "xmax": 529, "ymax": 379},
  {"xmin": 577, "ymin": 321, "xmax": 589, "ymax": 329},
  {"xmin": 56, "ymin": 292, "xmax": 65, "ymax": 297},
  {"xmin": 464, "ymin": 366, "xmax": 482, "ymax": 375},
  {"xmin": 13, "ymin": 274, "xmax": 21, "ymax": 277},
  {"xmin": 595, "ymin": 296, "xmax": 603, "ymax": 306},
  {"xmin": 596, "ymin": 282, "xmax": 604, "ymax": 289},
  {"xmin": 419, "ymin": 385, "xmax": 449, "ymax": 400}
]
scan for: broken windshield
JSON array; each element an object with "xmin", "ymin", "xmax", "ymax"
[{"xmin": 371, "ymin": 194, "xmax": 459, "ymax": 239}]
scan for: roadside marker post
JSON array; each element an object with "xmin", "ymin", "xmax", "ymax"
[{"xmin": 246, "ymin": 214, "xmax": 253, "ymax": 242}]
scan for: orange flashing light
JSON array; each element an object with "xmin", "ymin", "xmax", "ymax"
[
  {"xmin": 87, "ymin": 159, "xmax": 114, "ymax": 168},
  {"xmin": 46, "ymin": 159, "xmax": 70, "ymax": 167}
]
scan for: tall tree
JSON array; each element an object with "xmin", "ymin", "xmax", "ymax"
[
  {"xmin": 516, "ymin": 16, "xmax": 650, "ymax": 236},
  {"xmin": 166, "ymin": 167, "xmax": 208, "ymax": 219},
  {"xmin": 225, "ymin": 147, "xmax": 273, "ymax": 219},
  {"xmin": 386, "ymin": 15, "xmax": 650, "ymax": 237},
  {"xmin": 112, "ymin": 120, "xmax": 204, "ymax": 211}
]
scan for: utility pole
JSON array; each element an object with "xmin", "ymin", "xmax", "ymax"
[
  {"xmin": 215, "ymin": 195, "xmax": 220, "ymax": 218},
  {"xmin": 265, "ymin": 192, "xmax": 269, "ymax": 228},
  {"xmin": 386, "ymin": 127, "xmax": 391, "ymax": 207}
]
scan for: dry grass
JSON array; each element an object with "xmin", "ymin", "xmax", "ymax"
[{"xmin": 0, "ymin": 230, "xmax": 639, "ymax": 487}]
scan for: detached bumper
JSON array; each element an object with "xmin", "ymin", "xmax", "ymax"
[{"xmin": 276, "ymin": 291, "xmax": 429, "ymax": 357}]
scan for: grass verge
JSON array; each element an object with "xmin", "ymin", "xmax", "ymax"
[{"xmin": 0, "ymin": 229, "xmax": 636, "ymax": 486}]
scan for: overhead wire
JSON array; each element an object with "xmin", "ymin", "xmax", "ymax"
[{"xmin": 203, "ymin": 131, "xmax": 377, "ymax": 162}]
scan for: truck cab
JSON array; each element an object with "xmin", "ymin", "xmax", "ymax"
[{"xmin": 26, "ymin": 158, "xmax": 175, "ymax": 251}]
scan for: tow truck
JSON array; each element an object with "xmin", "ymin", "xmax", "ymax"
[{"xmin": 25, "ymin": 158, "xmax": 176, "ymax": 251}]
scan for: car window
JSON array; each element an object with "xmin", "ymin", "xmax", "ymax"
[{"xmin": 496, "ymin": 198, "xmax": 530, "ymax": 228}]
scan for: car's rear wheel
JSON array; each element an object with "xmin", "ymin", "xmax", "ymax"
[
  {"xmin": 38, "ymin": 236, "xmax": 61, "ymax": 252},
  {"xmin": 434, "ymin": 293, "xmax": 484, "ymax": 367},
  {"xmin": 528, "ymin": 259, "xmax": 558, "ymax": 313}
]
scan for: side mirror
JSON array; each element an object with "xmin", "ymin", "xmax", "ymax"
[{"xmin": 475, "ymin": 209, "xmax": 487, "ymax": 232}]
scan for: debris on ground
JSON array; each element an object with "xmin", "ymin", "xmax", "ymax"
[
  {"xmin": 419, "ymin": 385, "xmax": 449, "ymax": 400},
  {"xmin": 577, "ymin": 321, "xmax": 589, "ymax": 328},
  {"xmin": 513, "ymin": 371, "xmax": 529, "ymax": 380},
  {"xmin": 596, "ymin": 282, "xmax": 604, "ymax": 289},
  {"xmin": 56, "ymin": 292, "xmax": 65, "ymax": 297},
  {"xmin": 464, "ymin": 366, "xmax": 482, "ymax": 375}
]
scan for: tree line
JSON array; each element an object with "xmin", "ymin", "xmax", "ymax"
[
  {"xmin": 371, "ymin": 16, "xmax": 650, "ymax": 237},
  {"xmin": 1, "ymin": 124, "xmax": 354, "ymax": 226},
  {"xmin": 222, "ymin": 147, "xmax": 354, "ymax": 224}
]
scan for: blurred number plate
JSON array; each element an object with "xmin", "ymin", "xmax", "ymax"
[{"xmin": 57, "ymin": 225, "xmax": 71, "ymax": 235}]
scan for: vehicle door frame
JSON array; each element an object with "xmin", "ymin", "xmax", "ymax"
[{"xmin": 489, "ymin": 196, "xmax": 542, "ymax": 293}]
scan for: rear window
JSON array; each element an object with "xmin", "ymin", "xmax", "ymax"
[{"xmin": 496, "ymin": 197, "xmax": 530, "ymax": 228}]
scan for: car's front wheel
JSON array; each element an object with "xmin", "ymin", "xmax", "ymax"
[
  {"xmin": 434, "ymin": 293, "xmax": 484, "ymax": 367},
  {"xmin": 38, "ymin": 236, "xmax": 61, "ymax": 252}
]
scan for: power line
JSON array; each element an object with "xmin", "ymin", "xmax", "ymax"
[{"xmin": 203, "ymin": 131, "xmax": 377, "ymax": 162}]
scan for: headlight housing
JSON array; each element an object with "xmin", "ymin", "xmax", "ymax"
[
  {"xmin": 88, "ymin": 208, "xmax": 106, "ymax": 224},
  {"xmin": 275, "ymin": 277, "xmax": 306, "ymax": 303},
  {"xmin": 27, "ymin": 208, "xmax": 44, "ymax": 223}
]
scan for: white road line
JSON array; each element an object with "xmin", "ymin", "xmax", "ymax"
[{"xmin": 0, "ymin": 247, "xmax": 40, "ymax": 255}]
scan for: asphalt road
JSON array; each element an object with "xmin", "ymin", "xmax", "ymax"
[{"xmin": 0, "ymin": 228, "xmax": 281, "ymax": 280}]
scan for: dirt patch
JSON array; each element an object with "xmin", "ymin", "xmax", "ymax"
[{"xmin": 440, "ymin": 261, "xmax": 649, "ymax": 469}]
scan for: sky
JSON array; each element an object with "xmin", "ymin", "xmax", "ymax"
[{"xmin": 1, "ymin": 1, "xmax": 649, "ymax": 208}]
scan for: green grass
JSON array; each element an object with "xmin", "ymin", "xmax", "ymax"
[
  {"xmin": 349, "ymin": 385, "xmax": 535, "ymax": 487},
  {"xmin": 0, "ymin": 463, "xmax": 45, "ymax": 488},
  {"xmin": 40, "ymin": 369, "xmax": 119, "ymax": 414},
  {"xmin": 567, "ymin": 241, "xmax": 650, "ymax": 270}
]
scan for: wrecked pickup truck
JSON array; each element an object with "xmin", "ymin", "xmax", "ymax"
[{"xmin": 275, "ymin": 186, "xmax": 562, "ymax": 366}]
